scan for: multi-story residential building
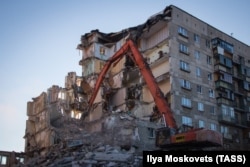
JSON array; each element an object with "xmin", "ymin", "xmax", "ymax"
[
  {"xmin": 24, "ymin": 5, "xmax": 250, "ymax": 158},
  {"xmin": 76, "ymin": 5, "xmax": 250, "ymax": 150}
]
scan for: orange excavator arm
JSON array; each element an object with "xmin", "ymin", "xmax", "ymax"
[
  {"xmin": 86, "ymin": 39, "xmax": 223, "ymax": 150},
  {"xmin": 87, "ymin": 39, "xmax": 177, "ymax": 130}
]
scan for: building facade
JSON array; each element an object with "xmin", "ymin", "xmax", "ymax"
[
  {"xmin": 76, "ymin": 5, "xmax": 250, "ymax": 150},
  {"xmin": 24, "ymin": 5, "xmax": 250, "ymax": 156}
]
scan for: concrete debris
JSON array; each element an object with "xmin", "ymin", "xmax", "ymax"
[{"xmin": 22, "ymin": 143, "xmax": 142, "ymax": 167}]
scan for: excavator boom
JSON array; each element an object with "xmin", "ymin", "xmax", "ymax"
[
  {"xmin": 87, "ymin": 39, "xmax": 177, "ymax": 130},
  {"xmin": 86, "ymin": 39, "xmax": 223, "ymax": 150}
]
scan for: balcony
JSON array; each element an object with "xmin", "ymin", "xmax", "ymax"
[
  {"xmin": 216, "ymin": 97, "xmax": 234, "ymax": 106},
  {"xmin": 215, "ymin": 80, "xmax": 233, "ymax": 90},
  {"xmin": 223, "ymin": 133, "xmax": 233, "ymax": 140},
  {"xmin": 233, "ymin": 72, "xmax": 245, "ymax": 80},
  {"xmin": 218, "ymin": 114, "xmax": 235, "ymax": 124},
  {"xmin": 214, "ymin": 64, "xmax": 232, "ymax": 74},
  {"xmin": 233, "ymin": 101, "xmax": 248, "ymax": 112},
  {"xmin": 233, "ymin": 55, "xmax": 245, "ymax": 65},
  {"xmin": 233, "ymin": 85, "xmax": 246, "ymax": 95},
  {"xmin": 214, "ymin": 54, "xmax": 233, "ymax": 68},
  {"xmin": 211, "ymin": 38, "xmax": 234, "ymax": 55}
]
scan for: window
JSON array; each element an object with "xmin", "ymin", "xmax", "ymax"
[
  {"xmin": 179, "ymin": 43, "xmax": 189, "ymax": 54},
  {"xmin": 243, "ymin": 81, "xmax": 250, "ymax": 90},
  {"xmin": 218, "ymin": 54, "xmax": 232, "ymax": 68},
  {"xmin": 148, "ymin": 128, "xmax": 155, "ymax": 138},
  {"xmin": 178, "ymin": 26, "xmax": 188, "ymax": 37},
  {"xmin": 210, "ymin": 123, "xmax": 217, "ymax": 131},
  {"xmin": 208, "ymin": 73, "xmax": 213, "ymax": 81},
  {"xmin": 58, "ymin": 92, "xmax": 65, "ymax": 100},
  {"xmin": 210, "ymin": 106, "xmax": 216, "ymax": 115},
  {"xmin": 211, "ymin": 38, "xmax": 234, "ymax": 54},
  {"xmin": 206, "ymin": 39, "xmax": 210, "ymax": 48},
  {"xmin": 180, "ymin": 60, "xmax": 190, "ymax": 72},
  {"xmin": 197, "ymin": 85, "xmax": 202, "ymax": 94},
  {"xmin": 100, "ymin": 47, "xmax": 105, "ymax": 55},
  {"xmin": 196, "ymin": 67, "xmax": 201, "ymax": 77},
  {"xmin": 182, "ymin": 116, "xmax": 192, "ymax": 126},
  {"xmin": 209, "ymin": 89, "xmax": 214, "ymax": 98},
  {"xmin": 220, "ymin": 125, "xmax": 229, "ymax": 134},
  {"xmin": 194, "ymin": 34, "xmax": 200, "ymax": 43},
  {"xmin": 181, "ymin": 79, "xmax": 191, "ymax": 90},
  {"xmin": 198, "ymin": 102, "xmax": 204, "ymax": 111},
  {"xmin": 181, "ymin": 97, "xmax": 192, "ymax": 108},
  {"xmin": 207, "ymin": 55, "xmax": 212, "ymax": 65},
  {"xmin": 0, "ymin": 155, "xmax": 7, "ymax": 165},
  {"xmin": 221, "ymin": 105, "xmax": 235, "ymax": 118},
  {"xmin": 194, "ymin": 50, "xmax": 200, "ymax": 60},
  {"xmin": 198, "ymin": 120, "xmax": 205, "ymax": 128}
]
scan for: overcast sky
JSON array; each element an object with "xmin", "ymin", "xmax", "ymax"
[{"xmin": 0, "ymin": 0, "xmax": 249, "ymax": 152}]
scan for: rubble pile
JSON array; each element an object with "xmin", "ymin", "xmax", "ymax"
[
  {"xmin": 23, "ymin": 114, "xmax": 143, "ymax": 167},
  {"xmin": 24, "ymin": 143, "xmax": 142, "ymax": 167}
]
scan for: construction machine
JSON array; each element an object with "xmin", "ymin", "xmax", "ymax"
[{"xmin": 84, "ymin": 39, "xmax": 223, "ymax": 150}]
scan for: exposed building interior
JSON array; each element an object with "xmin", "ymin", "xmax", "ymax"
[{"xmin": 2, "ymin": 4, "xmax": 249, "ymax": 167}]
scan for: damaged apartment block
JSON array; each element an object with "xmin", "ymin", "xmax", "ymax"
[{"xmin": 23, "ymin": 4, "xmax": 250, "ymax": 166}]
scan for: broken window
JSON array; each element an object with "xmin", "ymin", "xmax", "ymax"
[
  {"xmin": 127, "ymin": 85, "xmax": 142, "ymax": 100},
  {"xmin": 100, "ymin": 47, "xmax": 105, "ymax": 55},
  {"xmin": 58, "ymin": 91, "xmax": 65, "ymax": 100},
  {"xmin": 158, "ymin": 50, "xmax": 164, "ymax": 59},
  {"xmin": 125, "ymin": 55, "xmax": 135, "ymax": 67}
]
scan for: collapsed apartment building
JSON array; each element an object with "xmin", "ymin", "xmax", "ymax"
[{"xmin": 22, "ymin": 4, "xmax": 250, "ymax": 166}]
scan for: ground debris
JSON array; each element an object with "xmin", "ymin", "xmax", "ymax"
[
  {"xmin": 21, "ymin": 116, "xmax": 142, "ymax": 167},
  {"xmin": 22, "ymin": 143, "xmax": 142, "ymax": 167}
]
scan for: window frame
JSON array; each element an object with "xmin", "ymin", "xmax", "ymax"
[
  {"xmin": 181, "ymin": 97, "xmax": 192, "ymax": 108},
  {"xmin": 180, "ymin": 60, "xmax": 190, "ymax": 72},
  {"xmin": 182, "ymin": 116, "xmax": 192, "ymax": 126},
  {"xmin": 178, "ymin": 26, "xmax": 188, "ymax": 37},
  {"xmin": 198, "ymin": 102, "xmax": 204, "ymax": 111},
  {"xmin": 179, "ymin": 43, "xmax": 189, "ymax": 54},
  {"xmin": 181, "ymin": 79, "xmax": 191, "ymax": 90}
]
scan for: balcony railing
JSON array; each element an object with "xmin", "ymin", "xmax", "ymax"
[
  {"xmin": 212, "ymin": 38, "xmax": 234, "ymax": 54},
  {"xmin": 215, "ymin": 80, "xmax": 233, "ymax": 90},
  {"xmin": 218, "ymin": 114, "xmax": 235, "ymax": 124},
  {"xmin": 233, "ymin": 101, "xmax": 248, "ymax": 111},
  {"xmin": 216, "ymin": 97, "xmax": 234, "ymax": 106},
  {"xmin": 214, "ymin": 64, "xmax": 232, "ymax": 74}
]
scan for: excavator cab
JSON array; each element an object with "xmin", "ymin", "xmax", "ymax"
[
  {"xmin": 155, "ymin": 126, "xmax": 223, "ymax": 150},
  {"xmin": 155, "ymin": 127, "xmax": 172, "ymax": 147}
]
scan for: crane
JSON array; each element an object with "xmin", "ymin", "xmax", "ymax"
[{"xmin": 84, "ymin": 39, "xmax": 223, "ymax": 150}]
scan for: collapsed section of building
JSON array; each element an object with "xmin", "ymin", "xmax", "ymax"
[{"xmin": 23, "ymin": 4, "xmax": 250, "ymax": 166}]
